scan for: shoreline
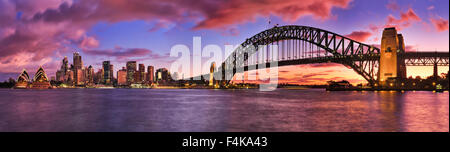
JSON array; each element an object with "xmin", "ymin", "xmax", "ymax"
[{"xmin": 2, "ymin": 87, "xmax": 448, "ymax": 92}]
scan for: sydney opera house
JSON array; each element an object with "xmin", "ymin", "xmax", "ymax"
[{"xmin": 14, "ymin": 66, "xmax": 52, "ymax": 89}]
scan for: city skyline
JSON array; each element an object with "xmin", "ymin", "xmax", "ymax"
[
  {"xmin": 0, "ymin": 0, "xmax": 449, "ymax": 84},
  {"xmin": 51, "ymin": 52, "xmax": 162, "ymax": 87}
]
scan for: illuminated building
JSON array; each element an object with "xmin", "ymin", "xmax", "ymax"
[
  {"xmin": 209, "ymin": 62, "xmax": 216, "ymax": 86},
  {"xmin": 31, "ymin": 66, "xmax": 52, "ymax": 89},
  {"xmin": 75, "ymin": 68, "xmax": 84, "ymax": 85},
  {"xmin": 110, "ymin": 64, "xmax": 114, "ymax": 82},
  {"xmin": 73, "ymin": 52, "xmax": 84, "ymax": 85},
  {"xmin": 94, "ymin": 69, "xmax": 103, "ymax": 84},
  {"xmin": 56, "ymin": 56, "xmax": 70, "ymax": 82},
  {"xmin": 117, "ymin": 67, "xmax": 127, "ymax": 86},
  {"xmin": 87, "ymin": 65, "xmax": 94, "ymax": 84},
  {"xmin": 73, "ymin": 52, "xmax": 83, "ymax": 69},
  {"xmin": 156, "ymin": 68, "xmax": 169, "ymax": 83},
  {"xmin": 147, "ymin": 66, "xmax": 154, "ymax": 83},
  {"xmin": 15, "ymin": 69, "xmax": 30, "ymax": 89},
  {"xmin": 139, "ymin": 64, "xmax": 145, "ymax": 83},
  {"xmin": 126, "ymin": 61, "xmax": 137, "ymax": 84},
  {"xmin": 103, "ymin": 61, "xmax": 111, "ymax": 84}
]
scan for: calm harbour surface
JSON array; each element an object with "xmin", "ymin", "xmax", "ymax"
[{"xmin": 0, "ymin": 88, "xmax": 448, "ymax": 132}]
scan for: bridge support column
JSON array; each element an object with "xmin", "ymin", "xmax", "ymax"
[
  {"xmin": 433, "ymin": 62, "xmax": 438, "ymax": 79},
  {"xmin": 379, "ymin": 27, "xmax": 407, "ymax": 86},
  {"xmin": 397, "ymin": 34, "xmax": 407, "ymax": 79}
]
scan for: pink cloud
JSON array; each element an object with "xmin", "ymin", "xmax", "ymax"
[
  {"xmin": 384, "ymin": 8, "xmax": 421, "ymax": 30},
  {"xmin": 80, "ymin": 36, "xmax": 100, "ymax": 49},
  {"xmin": 194, "ymin": 0, "xmax": 352, "ymax": 29},
  {"xmin": 344, "ymin": 31, "xmax": 372, "ymax": 42},
  {"xmin": 430, "ymin": 16, "xmax": 449, "ymax": 32}
]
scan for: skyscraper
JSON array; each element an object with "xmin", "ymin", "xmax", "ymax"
[
  {"xmin": 87, "ymin": 65, "xmax": 94, "ymax": 84},
  {"xmin": 147, "ymin": 66, "xmax": 154, "ymax": 83},
  {"xmin": 156, "ymin": 68, "xmax": 169, "ymax": 83},
  {"xmin": 56, "ymin": 56, "xmax": 70, "ymax": 82},
  {"xmin": 61, "ymin": 56, "xmax": 69, "ymax": 73},
  {"xmin": 117, "ymin": 67, "xmax": 127, "ymax": 86},
  {"xmin": 103, "ymin": 61, "xmax": 111, "ymax": 84},
  {"xmin": 139, "ymin": 64, "xmax": 145, "ymax": 83},
  {"xmin": 110, "ymin": 64, "xmax": 114, "ymax": 82},
  {"xmin": 126, "ymin": 61, "xmax": 137, "ymax": 84},
  {"xmin": 73, "ymin": 52, "xmax": 84, "ymax": 85},
  {"xmin": 73, "ymin": 52, "xmax": 83, "ymax": 70}
]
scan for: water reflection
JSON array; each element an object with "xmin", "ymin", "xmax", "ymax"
[{"xmin": 0, "ymin": 89, "xmax": 448, "ymax": 132}]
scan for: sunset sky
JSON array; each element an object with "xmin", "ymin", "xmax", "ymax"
[{"xmin": 0, "ymin": 0, "xmax": 449, "ymax": 84}]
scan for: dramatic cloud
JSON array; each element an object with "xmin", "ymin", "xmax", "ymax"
[
  {"xmin": 345, "ymin": 31, "xmax": 372, "ymax": 42},
  {"xmin": 430, "ymin": 16, "xmax": 449, "ymax": 32},
  {"xmin": 0, "ymin": 0, "xmax": 353, "ymax": 76},
  {"xmin": 194, "ymin": 0, "xmax": 352, "ymax": 29},
  {"xmin": 80, "ymin": 36, "xmax": 100, "ymax": 49},
  {"xmin": 385, "ymin": 8, "xmax": 421, "ymax": 30}
]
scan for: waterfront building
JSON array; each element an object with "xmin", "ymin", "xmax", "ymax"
[
  {"xmin": 103, "ymin": 61, "xmax": 111, "ymax": 84},
  {"xmin": 15, "ymin": 69, "xmax": 30, "ymax": 89},
  {"xmin": 31, "ymin": 66, "xmax": 52, "ymax": 89},
  {"xmin": 75, "ymin": 68, "xmax": 84, "ymax": 85},
  {"xmin": 139, "ymin": 64, "xmax": 145, "ymax": 83},
  {"xmin": 126, "ymin": 61, "xmax": 137, "ymax": 84},
  {"xmin": 73, "ymin": 52, "xmax": 83, "ymax": 69},
  {"xmin": 147, "ymin": 66, "xmax": 154, "ymax": 83},
  {"xmin": 110, "ymin": 64, "xmax": 114, "ymax": 82},
  {"xmin": 67, "ymin": 70, "xmax": 74, "ymax": 83},
  {"xmin": 56, "ymin": 56, "xmax": 70, "ymax": 82},
  {"xmin": 94, "ymin": 69, "xmax": 103, "ymax": 84},
  {"xmin": 117, "ymin": 67, "xmax": 127, "ymax": 86},
  {"xmin": 73, "ymin": 52, "xmax": 84, "ymax": 85},
  {"xmin": 87, "ymin": 65, "xmax": 94, "ymax": 84},
  {"xmin": 156, "ymin": 68, "xmax": 169, "ymax": 83}
]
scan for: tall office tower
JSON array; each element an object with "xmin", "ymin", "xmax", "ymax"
[
  {"xmin": 147, "ymin": 66, "xmax": 154, "ymax": 83},
  {"xmin": 75, "ymin": 69, "xmax": 84, "ymax": 85},
  {"xmin": 73, "ymin": 52, "xmax": 83, "ymax": 69},
  {"xmin": 156, "ymin": 68, "xmax": 169, "ymax": 83},
  {"xmin": 73, "ymin": 52, "xmax": 84, "ymax": 85},
  {"xmin": 56, "ymin": 56, "xmax": 70, "ymax": 82},
  {"xmin": 126, "ymin": 61, "xmax": 137, "ymax": 84},
  {"xmin": 56, "ymin": 57, "xmax": 65, "ymax": 82},
  {"xmin": 61, "ymin": 56, "xmax": 69, "ymax": 73},
  {"xmin": 87, "ymin": 65, "xmax": 94, "ymax": 83},
  {"xmin": 94, "ymin": 69, "xmax": 103, "ymax": 84},
  {"xmin": 139, "ymin": 64, "xmax": 145, "ymax": 83},
  {"xmin": 117, "ymin": 67, "xmax": 127, "ymax": 86},
  {"xmin": 110, "ymin": 64, "xmax": 114, "ymax": 82},
  {"xmin": 103, "ymin": 61, "xmax": 111, "ymax": 84}
]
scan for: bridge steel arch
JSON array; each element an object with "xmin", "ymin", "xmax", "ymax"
[{"xmin": 216, "ymin": 25, "xmax": 381, "ymax": 85}]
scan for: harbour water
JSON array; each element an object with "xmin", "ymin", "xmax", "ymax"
[{"xmin": 0, "ymin": 89, "xmax": 448, "ymax": 132}]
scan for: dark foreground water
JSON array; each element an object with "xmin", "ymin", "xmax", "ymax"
[{"xmin": 0, "ymin": 89, "xmax": 448, "ymax": 132}]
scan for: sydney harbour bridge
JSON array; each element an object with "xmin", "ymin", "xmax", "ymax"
[{"xmin": 189, "ymin": 25, "xmax": 449, "ymax": 87}]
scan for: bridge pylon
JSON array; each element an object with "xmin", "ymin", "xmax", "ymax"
[{"xmin": 379, "ymin": 27, "xmax": 407, "ymax": 86}]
